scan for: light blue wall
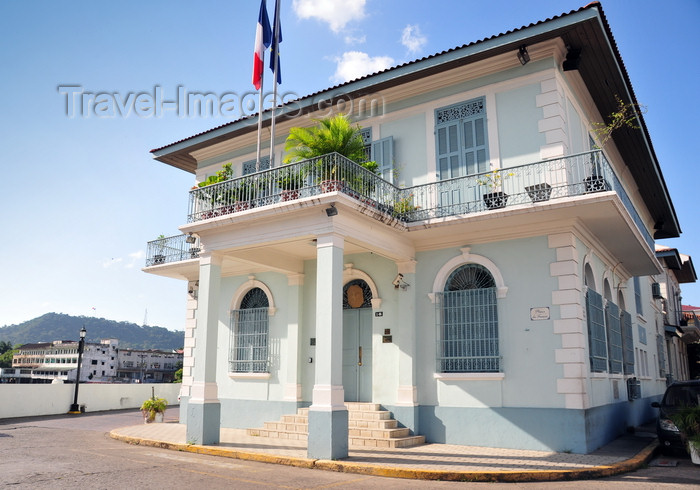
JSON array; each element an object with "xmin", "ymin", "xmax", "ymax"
[
  {"xmin": 413, "ymin": 237, "xmax": 562, "ymax": 409},
  {"xmin": 567, "ymin": 97, "xmax": 585, "ymax": 154},
  {"xmin": 378, "ymin": 114, "xmax": 427, "ymax": 186},
  {"xmin": 496, "ymin": 84, "xmax": 545, "ymax": 167}
]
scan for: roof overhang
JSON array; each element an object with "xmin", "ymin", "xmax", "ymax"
[{"xmin": 150, "ymin": 2, "xmax": 680, "ymax": 239}]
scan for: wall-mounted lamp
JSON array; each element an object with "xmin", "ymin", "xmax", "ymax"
[
  {"xmin": 185, "ymin": 233, "xmax": 197, "ymax": 244},
  {"xmin": 517, "ymin": 45, "xmax": 530, "ymax": 65},
  {"xmin": 563, "ymin": 46, "xmax": 581, "ymax": 71},
  {"xmin": 325, "ymin": 204, "xmax": 338, "ymax": 217},
  {"xmin": 392, "ymin": 273, "xmax": 410, "ymax": 290}
]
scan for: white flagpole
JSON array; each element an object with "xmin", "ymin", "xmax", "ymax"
[
  {"xmin": 256, "ymin": 59, "xmax": 264, "ymax": 173},
  {"xmin": 269, "ymin": 0, "xmax": 281, "ymax": 167}
]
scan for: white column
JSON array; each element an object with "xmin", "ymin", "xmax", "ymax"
[
  {"xmin": 395, "ymin": 260, "xmax": 419, "ymax": 433},
  {"xmin": 308, "ymin": 234, "xmax": 348, "ymax": 460},
  {"xmin": 187, "ymin": 252, "xmax": 222, "ymax": 445}
]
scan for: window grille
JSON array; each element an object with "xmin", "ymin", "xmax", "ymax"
[
  {"xmin": 343, "ymin": 279, "xmax": 372, "ymax": 309},
  {"xmin": 621, "ymin": 310, "xmax": 635, "ymax": 375},
  {"xmin": 435, "ymin": 264, "xmax": 499, "ymax": 373},
  {"xmin": 586, "ymin": 289, "xmax": 607, "ymax": 372},
  {"xmin": 605, "ymin": 302, "xmax": 623, "ymax": 374},
  {"xmin": 229, "ymin": 287, "xmax": 270, "ymax": 373}
]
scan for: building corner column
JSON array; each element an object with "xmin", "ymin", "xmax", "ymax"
[{"xmin": 187, "ymin": 252, "xmax": 222, "ymax": 445}]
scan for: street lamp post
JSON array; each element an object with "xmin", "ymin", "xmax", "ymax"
[{"xmin": 68, "ymin": 326, "xmax": 86, "ymax": 414}]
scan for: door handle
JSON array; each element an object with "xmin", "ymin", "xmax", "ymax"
[{"xmin": 358, "ymin": 346, "xmax": 363, "ymax": 366}]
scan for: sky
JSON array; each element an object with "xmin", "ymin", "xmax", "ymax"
[{"xmin": 1, "ymin": 0, "xmax": 698, "ymax": 332}]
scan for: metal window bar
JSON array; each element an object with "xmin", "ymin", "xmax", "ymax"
[
  {"xmin": 146, "ymin": 234, "xmax": 200, "ymax": 266},
  {"xmin": 621, "ymin": 310, "xmax": 635, "ymax": 375},
  {"xmin": 605, "ymin": 301, "xmax": 623, "ymax": 374},
  {"xmin": 229, "ymin": 308, "xmax": 269, "ymax": 373},
  {"xmin": 435, "ymin": 288, "xmax": 500, "ymax": 373},
  {"xmin": 586, "ymin": 289, "xmax": 608, "ymax": 372}
]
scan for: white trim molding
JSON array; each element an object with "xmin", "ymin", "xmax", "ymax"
[
  {"xmin": 429, "ymin": 247, "xmax": 508, "ymax": 302},
  {"xmin": 343, "ymin": 263, "xmax": 382, "ymax": 309},
  {"xmin": 230, "ymin": 275, "xmax": 277, "ymax": 316}
]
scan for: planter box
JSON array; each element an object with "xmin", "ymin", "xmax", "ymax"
[
  {"xmin": 483, "ymin": 191, "xmax": 508, "ymax": 210},
  {"xmin": 525, "ymin": 183, "xmax": 552, "ymax": 202}
]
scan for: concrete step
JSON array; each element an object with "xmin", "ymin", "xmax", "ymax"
[
  {"xmin": 248, "ymin": 402, "xmax": 424, "ymax": 449},
  {"xmin": 349, "ymin": 435, "xmax": 426, "ymax": 449}
]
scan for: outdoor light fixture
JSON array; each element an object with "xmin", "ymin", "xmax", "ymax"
[
  {"xmin": 325, "ymin": 204, "xmax": 338, "ymax": 217},
  {"xmin": 517, "ymin": 45, "xmax": 530, "ymax": 65},
  {"xmin": 185, "ymin": 233, "xmax": 196, "ymax": 244},
  {"xmin": 68, "ymin": 326, "xmax": 87, "ymax": 414}
]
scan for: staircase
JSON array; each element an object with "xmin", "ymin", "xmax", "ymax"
[{"xmin": 247, "ymin": 402, "xmax": 425, "ymax": 449}]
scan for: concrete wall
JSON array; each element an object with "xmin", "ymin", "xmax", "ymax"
[{"xmin": 0, "ymin": 383, "xmax": 181, "ymax": 419}]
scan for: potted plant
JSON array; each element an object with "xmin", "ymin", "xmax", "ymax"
[
  {"xmin": 393, "ymin": 193, "xmax": 420, "ymax": 219},
  {"xmin": 477, "ymin": 167, "xmax": 512, "ymax": 210},
  {"xmin": 525, "ymin": 182, "xmax": 552, "ymax": 202},
  {"xmin": 277, "ymin": 165, "xmax": 307, "ymax": 201},
  {"xmin": 153, "ymin": 234, "xmax": 167, "ymax": 264},
  {"xmin": 141, "ymin": 396, "xmax": 168, "ymax": 424},
  {"xmin": 671, "ymin": 405, "xmax": 700, "ymax": 464}
]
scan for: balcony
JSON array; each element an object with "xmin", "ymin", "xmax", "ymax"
[
  {"xmin": 146, "ymin": 233, "xmax": 200, "ymax": 267},
  {"xmin": 146, "ymin": 150, "xmax": 657, "ymax": 275}
]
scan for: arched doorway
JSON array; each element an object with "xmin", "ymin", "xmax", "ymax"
[{"xmin": 342, "ymin": 279, "xmax": 373, "ymax": 402}]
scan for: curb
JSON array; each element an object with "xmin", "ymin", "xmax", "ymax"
[{"xmin": 109, "ymin": 430, "xmax": 658, "ymax": 483}]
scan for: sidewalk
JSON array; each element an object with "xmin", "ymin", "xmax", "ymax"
[{"xmin": 110, "ymin": 417, "xmax": 659, "ymax": 483}]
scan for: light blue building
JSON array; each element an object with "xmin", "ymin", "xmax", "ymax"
[{"xmin": 144, "ymin": 4, "xmax": 683, "ymax": 456}]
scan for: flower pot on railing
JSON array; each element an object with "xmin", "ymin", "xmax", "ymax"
[
  {"xmin": 483, "ymin": 191, "xmax": 508, "ymax": 210},
  {"xmin": 525, "ymin": 183, "xmax": 552, "ymax": 202},
  {"xmin": 153, "ymin": 254, "xmax": 165, "ymax": 265},
  {"xmin": 583, "ymin": 175, "xmax": 609, "ymax": 193}
]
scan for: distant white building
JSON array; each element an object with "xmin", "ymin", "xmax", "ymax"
[{"xmin": 0, "ymin": 339, "xmax": 181, "ymax": 384}]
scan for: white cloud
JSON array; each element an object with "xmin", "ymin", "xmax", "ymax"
[
  {"xmin": 332, "ymin": 51, "xmax": 395, "ymax": 83},
  {"xmin": 344, "ymin": 34, "xmax": 366, "ymax": 45},
  {"xmin": 126, "ymin": 250, "xmax": 146, "ymax": 269},
  {"xmin": 293, "ymin": 0, "xmax": 366, "ymax": 33},
  {"xmin": 401, "ymin": 24, "xmax": 427, "ymax": 54}
]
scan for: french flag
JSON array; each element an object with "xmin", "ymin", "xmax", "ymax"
[{"xmin": 252, "ymin": 0, "xmax": 272, "ymax": 90}]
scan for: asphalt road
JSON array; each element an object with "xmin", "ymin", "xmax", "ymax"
[{"xmin": 0, "ymin": 408, "xmax": 697, "ymax": 489}]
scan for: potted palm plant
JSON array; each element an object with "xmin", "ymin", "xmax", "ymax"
[
  {"xmin": 284, "ymin": 114, "xmax": 374, "ymax": 194},
  {"xmin": 141, "ymin": 395, "xmax": 168, "ymax": 424}
]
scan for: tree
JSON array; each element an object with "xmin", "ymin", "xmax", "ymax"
[
  {"xmin": 592, "ymin": 95, "xmax": 647, "ymax": 149},
  {"xmin": 0, "ymin": 344, "xmax": 20, "ymax": 368}
]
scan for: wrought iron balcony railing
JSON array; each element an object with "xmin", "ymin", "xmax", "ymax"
[
  {"xmin": 152, "ymin": 150, "xmax": 651, "ymax": 267},
  {"xmin": 146, "ymin": 234, "xmax": 200, "ymax": 267}
]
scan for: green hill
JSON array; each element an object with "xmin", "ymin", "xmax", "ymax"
[{"xmin": 0, "ymin": 313, "xmax": 183, "ymax": 350}]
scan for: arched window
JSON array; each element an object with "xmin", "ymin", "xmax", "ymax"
[
  {"xmin": 229, "ymin": 287, "xmax": 269, "ymax": 373},
  {"xmin": 436, "ymin": 264, "xmax": 499, "ymax": 373}
]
